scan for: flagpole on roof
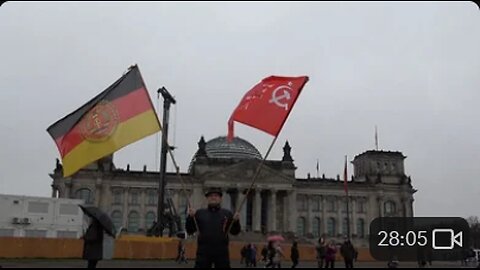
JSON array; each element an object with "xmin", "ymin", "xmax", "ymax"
[{"xmin": 344, "ymin": 155, "xmax": 351, "ymax": 241}]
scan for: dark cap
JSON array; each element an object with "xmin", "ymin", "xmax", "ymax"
[{"xmin": 205, "ymin": 187, "xmax": 223, "ymax": 197}]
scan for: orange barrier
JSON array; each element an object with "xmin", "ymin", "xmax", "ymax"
[
  {"xmin": 0, "ymin": 237, "xmax": 374, "ymax": 261},
  {"xmin": 0, "ymin": 237, "xmax": 83, "ymax": 258}
]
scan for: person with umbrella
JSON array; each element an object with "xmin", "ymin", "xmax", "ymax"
[
  {"xmin": 186, "ymin": 187, "xmax": 241, "ymax": 268},
  {"xmin": 79, "ymin": 205, "xmax": 116, "ymax": 269},
  {"xmin": 266, "ymin": 235, "xmax": 285, "ymax": 268}
]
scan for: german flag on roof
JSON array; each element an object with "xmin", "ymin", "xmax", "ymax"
[{"xmin": 47, "ymin": 65, "xmax": 161, "ymax": 177}]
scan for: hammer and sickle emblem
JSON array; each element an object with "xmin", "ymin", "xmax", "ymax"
[{"xmin": 269, "ymin": 85, "xmax": 292, "ymax": 111}]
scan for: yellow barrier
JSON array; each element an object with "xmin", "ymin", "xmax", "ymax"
[{"xmin": 0, "ymin": 237, "xmax": 374, "ymax": 261}]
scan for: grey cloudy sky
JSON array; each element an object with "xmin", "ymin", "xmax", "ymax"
[{"xmin": 0, "ymin": 2, "xmax": 479, "ymax": 218}]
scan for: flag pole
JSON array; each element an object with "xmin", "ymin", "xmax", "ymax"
[
  {"xmin": 226, "ymin": 136, "xmax": 278, "ymax": 234},
  {"xmin": 344, "ymin": 155, "xmax": 351, "ymax": 240}
]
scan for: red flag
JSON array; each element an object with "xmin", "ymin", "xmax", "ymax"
[
  {"xmin": 344, "ymin": 155, "xmax": 349, "ymax": 195},
  {"xmin": 228, "ymin": 76, "xmax": 309, "ymax": 141}
]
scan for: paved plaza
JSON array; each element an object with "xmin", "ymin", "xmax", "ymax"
[{"xmin": 0, "ymin": 259, "xmax": 477, "ymax": 268}]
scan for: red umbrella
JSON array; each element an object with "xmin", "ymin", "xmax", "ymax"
[{"xmin": 267, "ymin": 235, "xmax": 285, "ymax": 242}]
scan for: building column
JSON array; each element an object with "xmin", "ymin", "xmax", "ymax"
[
  {"xmin": 283, "ymin": 194, "xmax": 289, "ymax": 233},
  {"xmin": 307, "ymin": 195, "xmax": 312, "ymax": 235},
  {"xmin": 288, "ymin": 190, "xmax": 297, "ymax": 232},
  {"xmin": 377, "ymin": 196, "xmax": 384, "ymax": 218},
  {"xmin": 336, "ymin": 196, "xmax": 342, "ymax": 237},
  {"xmin": 269, "ymin": 190, "xmax": 277, "ymax": 232},
  {"xmin": 192, "ymin": 186, "xmax": 204, "ymax": 209},
  {"xmin": 100, "ymin": 184, "xmax": 111, "ymax": 211},
  {"xmin": 173, "ymin": 190, "xmax": 180, "ymax": 211},
  {"xmin": 254, "ymin": 190, "xmax": 262, "ymax": 232},
  {"xmin": 123, "ymin": 187, "xmax": 129, "ymax": 230},
  {"xmin": 351, "ymin": 197, "xmax": 357, "ymax": 236},
  {"xmin": 409, "ymin": 198, "xmax": 414, "ymax": 217},
  {"xmin": 321, "ymin": 196, "xmax": 327, "ymax": 237},
  {"xmin": 140, "ymin": 189, "xmax": 146, "ymax": 230},
  {"xmin": 236, "ymin": 189, "xmax": 247, "ymax": 230},
  {"xmin": 95, "ymin": 177, "xmax": 102, "ymax": 208},
  {"xmin": 222, "ymin": 191, "xmax": 232, "ymax": 211}
]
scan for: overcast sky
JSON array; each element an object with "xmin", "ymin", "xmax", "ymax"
[{"xmin": 1, "ymin": 2, "xmax": 479, "ymax": 218}]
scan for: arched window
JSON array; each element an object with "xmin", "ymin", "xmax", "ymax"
[
  {"xmin": 357, "ymin": 219, "xmax": 365, "ymax": 238},
  {"xmin": 111, "ymin": 211, "xmax": 123, "ymax": 231},
  {"xmin": 128, "ymin": 211, "xmax": 140, "ymax": 232},
  {"xmin": 297, "ymin": 217, "xmax": 306, "ymax": 236},
  {"xmin": 327, "ymin": 218, "xmax": 336, "ymax": 237},
  {"xmin": 145, "ymin": 212, "xmax": 156, "ymax": 230},
  {"xmin": 384, "ymin": 201, "xmax": 396, "ymax": 216},
  {"xmin": 312, "ymin": 217, "xmax": 321, "ymax": 238},
  {"xmin": 75, "ymin": 188, "xmax": 93, "ymax": 204}
]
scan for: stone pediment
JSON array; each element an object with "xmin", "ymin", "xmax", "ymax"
[{"xmin": 200, "ymin": 159, "xmax": 294, "ymax": 187}]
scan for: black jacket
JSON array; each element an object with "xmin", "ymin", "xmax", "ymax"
[
  {"xmin": 82, "ymin": 221, "xmax": 104, "ymax": 260},
  {"xmin": 291, "ymin": 246, "xmax": 299, "ymax": 261},
  {"xmin": 340, "ymin": 242, "xmax": 356, "ymax": 261},
  {"xmin": 186, "ymin": 205, "xmax": 241, "ymax": 252}
]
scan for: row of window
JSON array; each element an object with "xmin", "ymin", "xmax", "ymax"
[
  {"xmin": 296, "ymin": 195, "xmax": 368, "ymax": 213},
  {"xmin": 111, "ymin": 211, "xmax": 156, "ymax": 232},
  {"xmin": 75, "ymin": 188, "xmax": 159, "ymax": 206},
  {"xmin": 111, "ymin": 209, "xmax": 189, "ymax": 233},
  {"xmin": 296, "ymin": 217, "xmax": 366, "ymax": 238},
  {"xmin": 112, "ymin": 190, "xmax": 158, "ymax": 206},
  {"xmin": 296, "ymin": 196, "xmax": 398, "ymax": 216},
  {"xmin": 355, "ymin": 161, "xmax": 400, "ymax": 175},
  {"xmin": 0, "ymin": 229, "xmax": 78, "ymax": 238}
]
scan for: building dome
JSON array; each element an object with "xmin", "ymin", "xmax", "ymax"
[
  {"xmin": 189, "ymin": 136, "xmax": 262, "ymax": 170},
  {"xmin": 203, "ymin": 136, "xmax": 262, "ymax": 159}
]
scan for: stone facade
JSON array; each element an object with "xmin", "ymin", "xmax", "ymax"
[{"xmin": 50, "ymin": 136, "xmax": 416, "ymax": 246}]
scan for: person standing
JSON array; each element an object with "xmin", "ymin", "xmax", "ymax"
[
  {"xmin": 249, "ymin": 244, "xmax": 257, "ymax": 268},
  {"xmin": 186, "ymin": 187, "xmax": 241, "ymax": 268},
  {"xmin": 176, "ymin": 240, "xmax": 188, "ymax": 264},
  {"xmin": 261, "ymin": 244, "xmax": 268, "ymax": 264},
  {"xmin": 290, "ymin": 241, "xmax": 299, "ymax": 268},
  {"xmin": 316, "ymin": 237, "xmax": 327, "ymax": 268},
  {"xmin": 325, "ymin": 240, "xmax": 337, "ymax": 268},
  {"xmin": 340, "ymin": 239, "xmax": 356, "ymax": 268},
  {"xmin": 241, "ymin": 244, "xmax": 248, "ymax": 266},
  {"xmin": 82, "ymin": 220, "xmax": 104, "ymax": 269}
]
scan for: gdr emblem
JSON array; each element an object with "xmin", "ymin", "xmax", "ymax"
[{"xmin": 80, "ymin": 101, "xmax": 119, "ymax": 142}]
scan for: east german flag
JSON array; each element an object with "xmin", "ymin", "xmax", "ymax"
[{"xmin": 47, "ymin": 65, "xmax": 161, "ymax": 177}]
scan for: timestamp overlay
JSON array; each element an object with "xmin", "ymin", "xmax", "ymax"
[{"xmin": 369, "ymin": 217, "xmax": 471, "ymax": 261}]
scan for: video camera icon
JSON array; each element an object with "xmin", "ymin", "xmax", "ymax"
[{"xmin": 432, "ymin": 229, "xmax": 463, "ymax": 250}]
